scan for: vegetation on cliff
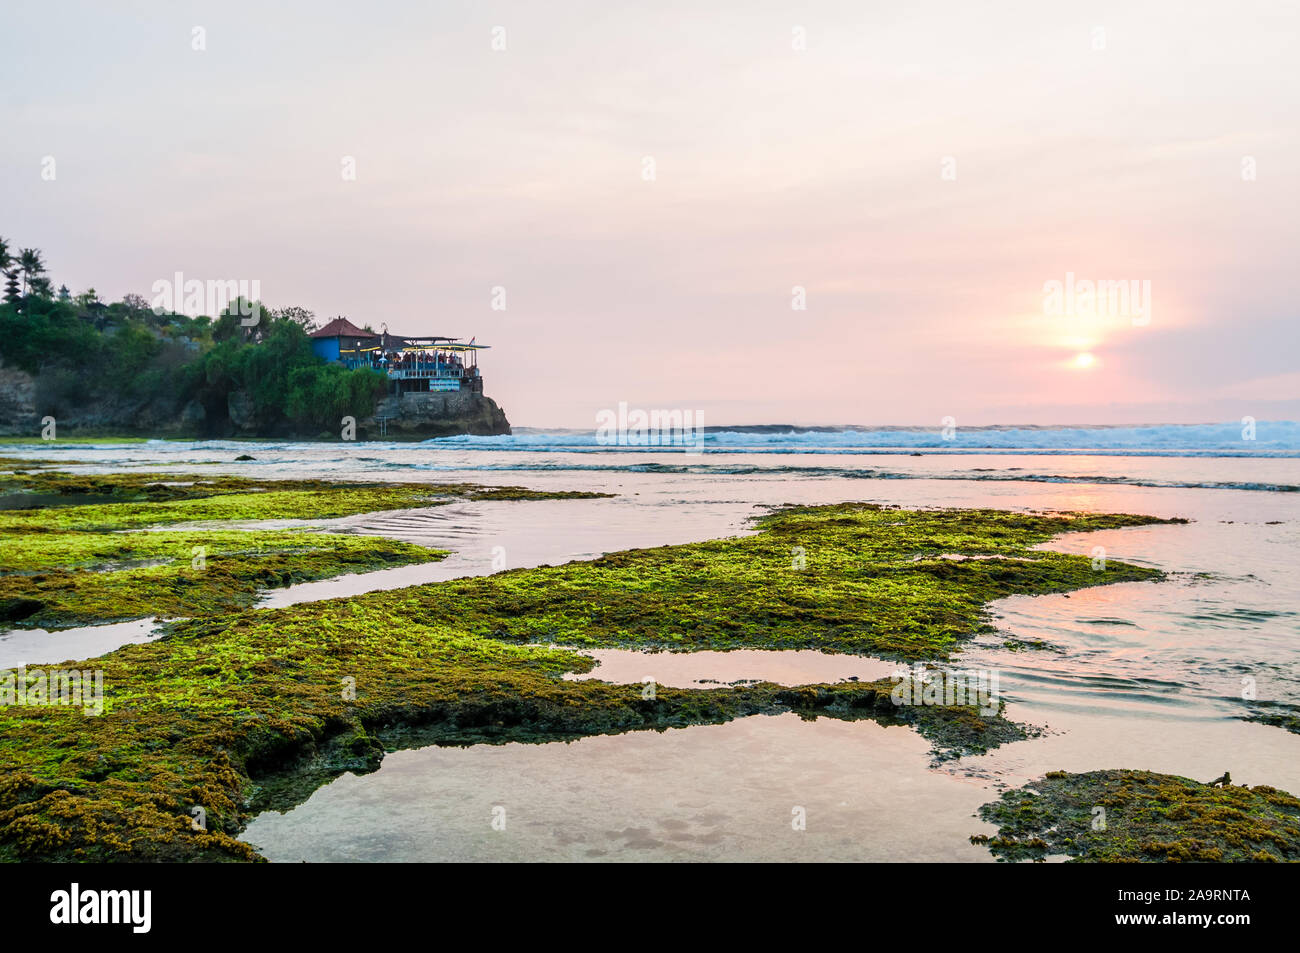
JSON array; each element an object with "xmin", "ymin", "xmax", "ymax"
[{"xmin": 0, "ymin": 238, "xmax": 385, "ymax": 436}]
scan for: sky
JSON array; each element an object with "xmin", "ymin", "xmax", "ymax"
[{"xmin": 2, "ymin": 0, "xmax": 1297, "ymax": 428}]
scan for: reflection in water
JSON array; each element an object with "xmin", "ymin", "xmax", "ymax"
[
  {"xmin": 0, "ymin": 617, "xmax": 160, "ymax": 669},
  {"xmin": 564, "ymin": 648, "xmax": 901, "ymax": 688},
  {"xmin": 242, "ymin": 714, "xmax": 1000, "ymax": 863}
]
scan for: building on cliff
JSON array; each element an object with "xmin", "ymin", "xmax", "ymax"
[{"xmin": 309, "ymin": 318, "xmax": 489, "ymax": 396}]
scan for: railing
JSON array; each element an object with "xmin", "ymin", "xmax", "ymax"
[
  {"xmin": 339, "ymin": 357, "xmax": 482, "ymax": 393},
  {"xmin": 386, "ymin": 366, "xmax": 465, "ymax": 380},
  {"xmin": 341, "ymin": 358, "xmax": 477, "ymax": 381}
]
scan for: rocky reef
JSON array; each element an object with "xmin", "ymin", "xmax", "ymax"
[
  {"xmin": 972, "ymin": 769, "xmax": 1300, "ymax": 862},
  {"xmin": 0, "ymin": 490, "xmax": 1179, "ymax": 860}
]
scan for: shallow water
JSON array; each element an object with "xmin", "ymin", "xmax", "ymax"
[
  {"xmin": 2, "ymin": 435, "xmax": 1297, "ymax": 861},
  {"xmin": 564, "ymin": 648, "xmax": 902, "ymax": 688},
  {"xmin": 0, "ymin": 617, "xmax": 160, "ymax": 669},
  {"xmin": 241, "ymin": 714, "xmax": 1001, "ymax": 863}
]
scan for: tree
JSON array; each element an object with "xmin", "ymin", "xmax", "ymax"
[
  {"xmin": 18, "ymin": 248, "xmax": 46, "ymax": 298},
  {"xmin": 0, "ymin": 242, "xmax": 383, "ymax": 434},
  {"xmin": 212, "ymin": 298, "xmax": 261, "ymax": 342},
  {"xmin": 272, "ymin": 306, "xmax": 317, "ymax": 333},
  {"xmin": 0, "ymin": 238, "xmax": 18, "ymax": 305},
  {"xmin": 122, "ymin": 293, "xmax": 151, "ymax": 316}
]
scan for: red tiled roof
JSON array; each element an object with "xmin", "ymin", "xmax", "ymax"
[{"xmin": 310, "ymin": 317, "xmax": 378, "ymax": 339}]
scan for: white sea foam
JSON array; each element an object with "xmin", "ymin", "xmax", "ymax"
[{"xmin": 424, "ymin": 421, "xmax": 1300, "ymax": 455}]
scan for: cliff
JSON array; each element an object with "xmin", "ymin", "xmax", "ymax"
[
  {"xmin": 0, "ymin": 360, "xmax": 511, "ymax": 439},
  {"xmin": 363, "ymin": 390, "xmax": 511, "ymax": 439}
]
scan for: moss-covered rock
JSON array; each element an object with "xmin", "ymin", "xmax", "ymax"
[
  {"xmin": 972, "ymin": 769, "xmax": 1300, "ymax": 862},
  {"xmin": 0, "ymin": 471, "xmax": 606, "ymax": 628},
  {"xmin": 1242, "ymin": 700, "xmax": 1300, "ymax": 737},
  {"xmin": 0, "ymin": 493, "xmax": 1181, "ymax": 861},
  {"xmin": 381, "ymin": 502, "xmax": 1172, "ymax": 661}
]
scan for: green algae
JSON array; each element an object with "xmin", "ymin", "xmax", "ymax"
[
  {"xmin": 0, "ymin": 456, "xmax": 51, "ymax": 472},
  {"xmin": 0, "ymin": 531, "xmax": 446, "ymax": 629},
  {"xmin": 0, "ymin": 497, "xmax": 1176, "ymax": 861},
  {"xmin": 0, "ymin": 469, "xmax": 281, "ymax": 504},
  {"xmin": 0, "ymin": 625, "xmax": 1020, "ymax": 862},
  {"xmin": 2, "ymin": 527, "xmax": 366, "ymax": 572},
  {"xmin": 0, "ymin": 473, "xmax": 604, "ymax": 533},
  {"xmin": 1242, "ymin": 700, "xmax": 1300, "ymax": 737},
  {"xmin": 1001, "ymin": 637, "xmax": 1058, "ymax": 652},
  {"xmin": 336, "ymin": 502, "xmax": 1173, "ymax": 662},
  {"xmin": 0, "ymin": 471, "xmax": 606, "ymax": 628},
  {"xmin": 0, "ymin": 437, "xmax": 149, "ymax": 444},
  {"xmin": 972, "ymin": 769, "xmax": 1300, "ymax": 862}
]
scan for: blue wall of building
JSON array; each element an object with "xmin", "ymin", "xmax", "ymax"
[{"xmin": 312, "ymin": 338, "xmax": 341, "ymax": 363}]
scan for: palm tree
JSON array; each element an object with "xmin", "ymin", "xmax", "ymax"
[
  {"xmin": 0, "ymin": 238, "xmax": 18, "ymax": 305},
  {"xmin": 18, "ymin": 248, "xmax": 46, "ymax": 297}
]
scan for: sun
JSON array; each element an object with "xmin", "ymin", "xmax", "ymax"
[{"xmin": 1073, "ymin": 352, "xmax": 1096, "ymax": 369}]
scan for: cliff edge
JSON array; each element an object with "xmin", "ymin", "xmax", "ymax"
[
  {"xmin": 362, "ymin": 390, "xmax": 511, "ymax": 439},
  {"xmin": 0, "ymin": 360, "xmax": 511, "ymax": 439}
]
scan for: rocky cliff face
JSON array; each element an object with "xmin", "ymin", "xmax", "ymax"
[
  {"xmin": 0, "ymin": 365, "xmax": 37, "ymax": 432},
  {"xmin": 0, "ymin": 361, "xmax": 193, "ymax": 437},
  {"xmin": 362, "ymin": 390, "xmax": 511, "ymax": 439},
  {"xmin": 0, "ymin": 360, "xmax": 511, "ymax": 439}
]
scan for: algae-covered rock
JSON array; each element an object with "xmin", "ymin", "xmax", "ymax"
[
  {"xmin": 973, "ymin": 769, "xmax": 1300, "ymax": 862},
  {"xmin": 0, "ymin": 492, "xmax": 1183, "ymax": 861}
]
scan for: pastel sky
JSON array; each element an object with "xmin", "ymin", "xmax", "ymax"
[{"xmin": 3, "ymin": 0, "xmax": 1297, "ymax": 427}]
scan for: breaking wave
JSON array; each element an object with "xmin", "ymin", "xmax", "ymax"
[{"xmin": 424, "ymin": 421, "xmax": 1300, "ymax": 456}]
